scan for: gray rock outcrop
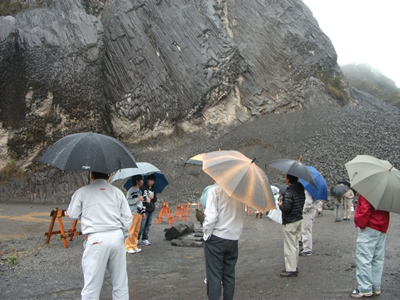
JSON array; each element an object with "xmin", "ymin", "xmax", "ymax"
[{"xmin": 0, "ymin": 0, "xmax": 365, "ymax": 203}]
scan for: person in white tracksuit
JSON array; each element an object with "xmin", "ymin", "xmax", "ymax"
[
  {"xmin": 68, "ymin": 172, "xmax": 132, "ymax": 300},
  {"xmin": 299, "ymin": 190, "xmax": 316, "ymax": 256}
]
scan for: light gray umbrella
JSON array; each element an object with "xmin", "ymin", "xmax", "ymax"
[
  {"xmin": 345, "ymin": 155, "xmax": 400, "ymax": 213},
  {"xmin": 331, "ymin": 184, "xmax": 348, "ymax": 197},
  {"xmin": 39, "ymin": 132, "xmax": 137, "ymax": 174},
  {"xmin": 267, "ymin": 159, "xmax": 317, "ymax": 189},
  {"xmin": 111, "ymin": 162, "xmax": 161, "ymax": 182}
]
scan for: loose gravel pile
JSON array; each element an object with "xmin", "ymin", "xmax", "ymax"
[{"xmin": 132, "ymin": 96, "xmax": 399, "ymax": 205}]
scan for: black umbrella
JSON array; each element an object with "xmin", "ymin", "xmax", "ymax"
[
  {"xmin": 267, "ymin": 159, "xmax": 317, "ymax": 189},
  {"xmin": 39, "ymin": 132, "xmax": 137, "ymax": 174},
  {"xmin": 331, "ymin": 184, "xmax": 348, "ymax": 197}
]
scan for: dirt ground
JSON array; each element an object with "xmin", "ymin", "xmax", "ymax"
[{"xmin": 0, "ymin": 203, "xmax": 399, "ymax": 300}]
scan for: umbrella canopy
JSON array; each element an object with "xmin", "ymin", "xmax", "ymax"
[
  {"xmin": 184, "ymin": 154, "xmax": 203, "ymax": 166},
  {"xmin": 123, "ymin": 173, "xmax": 169, "ymax": 194},
  {"xmin": 111, "ymin": 162, "xmax": 161, "ymax": 182},
  {"xmin": 337, "ymin": 180, "xmax": 351, "ymax": 186},
  {"xmin": 331, "ymin": 184, "xmax": 348, "ymax": 197},
  {"xmin": 270, "ymin": 185, "xmax": 280, "ymax": 195},
  {"xmin": 39, "ymin": 132, "xmax": 137, "ymax": 174},
  {"xmin": 267, "ymin": 159, "xmax": 317, "ymax": 189},
  {"xmin": 345, "ymin": 155, "xmax": 400, "ymax": 213},
  {"xmin": 299, "ymin": 166, "xmax": 328, "ymax": 200},
  {"xmin": 201, "ymin": 150, "xmax": 275, "ymax": 213}
]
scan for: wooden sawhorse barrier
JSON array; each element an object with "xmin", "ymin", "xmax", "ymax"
[
  {"xmin": 173, "ymin": 205, "xmax": 187, "ymax": 222},
  {"xmin": 184, "ymin": 203, "xmax": 191, "ymax": 217},
  {"xmin": 45, "ymin": 208, "xmax": 82, "ymax": 248},
  {"xmin": 156, "ymin": 202, "xmax": 173, "ymax": 225}
]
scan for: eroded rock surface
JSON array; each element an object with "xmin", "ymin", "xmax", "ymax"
[{"xmin": 0, "ymin": 0, "xmax": 375, "ymax": 203}]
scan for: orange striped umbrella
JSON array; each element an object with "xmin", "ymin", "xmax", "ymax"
[{"xmin": 201, "ymin": 150, "xmax": 275, "ymax": 213}]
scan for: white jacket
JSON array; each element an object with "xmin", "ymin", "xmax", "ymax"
[{"xmin": 68, "ymin": 179, "xmax": 132, "ymax": 236}]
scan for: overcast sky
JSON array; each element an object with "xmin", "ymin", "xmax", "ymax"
[{"xmin": 302, "ymin": 0, "xmax": 400, "ymax": 87}]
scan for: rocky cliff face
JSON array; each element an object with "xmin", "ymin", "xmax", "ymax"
[{"xmin": 0, "ymin": 0, "xmax": 359, "ymax": 203}]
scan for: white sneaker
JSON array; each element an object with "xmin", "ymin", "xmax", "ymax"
[
  {"xmin": 126, "ymin": 249, "xmax": 135, "ymax": 254},
  {"xmin": 134, "ymin": 248, "xmax": 142, "ymax": 253},
  {"xmin": 143, "ymin": 240, "xmax": 151, "ymax": 246}
]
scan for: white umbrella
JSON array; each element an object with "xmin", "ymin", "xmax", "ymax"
[
  {"xmin": 111, "ymin": 162, "xmax": 161, "ymax": 182},
  {"xmin": 345, "ymin": 155, "xmax": 400, "ymax": 213}
]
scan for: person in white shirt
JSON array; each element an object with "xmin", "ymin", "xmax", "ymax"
[
  {"xmin": 68, "ymin": 172, "xmax": 132, "ymax": 300},
  {"xmin": 203, "ymin": 185, "xmax": 245, "ymax": 300}
]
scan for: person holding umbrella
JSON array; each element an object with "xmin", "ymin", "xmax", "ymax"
[
  {"xmin": 278, "ymin": 174, "xmax": 306, "ymax": 277},
  {"xmin": 331, "ymin": 184, "xmax": 347, "ymax": 222},
  {"xmin": 351, "ymin": 194, "xmax": 390, "ymax": 297},
  {"xmin": 200, "ymin": 150, "xmax": 275, "ymax": 299},
  {"xmin": 344, "ymin": 155, "xmax": 399, "ymax": 298},
  {"xmin": 138, "ymin": 174, "xmax": 158, "ymax": 246},
  {"xmin": 203, "ymin": 183, "xmax": 245, "ymax": 300},
  {"xmin": 67, "ymin": 172, "xmax": 133, "ymax": 300},
  {"xmin": 125, "ymin": 175, "xmax": 146, "ymax": 254}
]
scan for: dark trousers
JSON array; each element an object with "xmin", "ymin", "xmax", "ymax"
[
  {"xmin": 138, "ymin": 210, "xmax": 154, "ymax": 241},
  {"xmin": 203, "ymin": 235, "xmax": 238, "ymax": 300}
]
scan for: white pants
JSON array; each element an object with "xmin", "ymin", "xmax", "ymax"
[
  {"xmin": 301, "ymin": 208, "xmax": 316, "ymax": 252},
  {"xmin": 343, "ymin": 198, "xmax": 353, "ymax": 219},
  {"xmin": 316, "ymin": 200, "xmax": 324, "ymax": 213},
  {"xmin": 283, "ymin": 220, "xmax": 302, "ymax": 272},
  {"xmin": 81, "ymin": 229, "xmax": 129, "ymax": 300}
]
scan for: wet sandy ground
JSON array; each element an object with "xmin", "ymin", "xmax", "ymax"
[{"xmin": 0, "ymin": 203, "xmax": 399, "ymax": 299}]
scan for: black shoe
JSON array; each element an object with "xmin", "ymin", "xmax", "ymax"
[
  {"xmin": 281, "ymin": 267, "xmax": 298, "ymax": 273},
  {"xmin": 280, "ymin": 271, "xmax": 298, "ymax": 277}
]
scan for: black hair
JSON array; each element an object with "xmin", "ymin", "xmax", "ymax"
[
  {"xmin": 131, "ymin": 174, "xmax": 143, "ymax": 185},
  {"xmin": 147, "ymin": 174, "xmax": 156, "ymax": 181},
  {"xmin": 286, "ymin": 174, "xmax": 298, "ymax": 184},
  {"xmin": 91, "ymin": 172, "xmax": 109, "ymax": 180}
]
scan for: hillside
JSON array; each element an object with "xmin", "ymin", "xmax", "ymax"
[
  {"xmin": 342, "ymin": 63, "xmax": 400, "ymax": 109},
  {"xmin": 1, "ymin": 0, "xmax": 398, "ymax": 204}
]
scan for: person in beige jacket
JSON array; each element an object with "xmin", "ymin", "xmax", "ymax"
[{"xmin": 343, "ymin": 184, "xmax": 355, "ymax": 220}]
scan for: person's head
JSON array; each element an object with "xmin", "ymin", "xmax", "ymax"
[
  {"xmin": 345, "ymin": 183, "xmax": 351, "ymax": 189},
  {"xmin": 91, "ymin": 172, "xmax": 109, "ymax": 180},
  {"xmin": 147, "ymin": 174, "xmax": 156, "ymax": 187},
  {"xmin": 285, "ymin": 174, "xmax": 298, "ymax": 185},
  {"xmin": 131, "ymin": 175, "xmax": 143, "ymax": 187}
]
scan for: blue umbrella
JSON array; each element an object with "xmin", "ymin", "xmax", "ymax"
[
  {"xmin": 299, "ymin": 166, "xmax": 328, "ymax": 200},
  {"xmin": 124, "ymin": 173, "xmax": 169, "ymax": 194}
]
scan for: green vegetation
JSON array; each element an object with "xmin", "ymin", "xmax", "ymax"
[
  {"xmin": 316, "ymin": 68, "xmax": 348, "ymax": 104},
  {"xmin": 7, "ymin": 255, "xmax": 18, "ymax": 265},
  {"xmin": 0, "ymin": 160, "xmax": 25, "ymax": 183},
  {"xmin": 341, "ymin": 63, "xmax": 400, "ymax": 109},
  {"xmin": 0, "ymin": 0, "xmax": 44, "ymax": 16}
]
